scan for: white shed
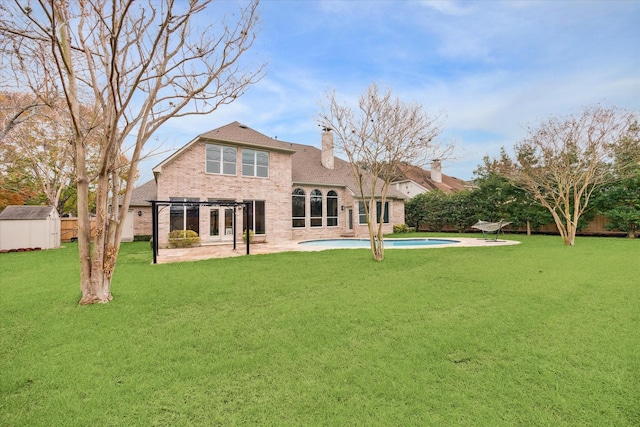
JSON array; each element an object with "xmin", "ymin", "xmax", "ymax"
[{"xmin": 0, "ymin": 206, "xmax": 60, "ymax": 250}]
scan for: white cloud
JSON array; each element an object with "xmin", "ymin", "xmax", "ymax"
[
  {"xmin": 418, "ymin": 0, "xmax": 472, "ymax": 16},
  {"xmin": 134, "ymin": 0, "xmax": 639, "ymax": 184}
]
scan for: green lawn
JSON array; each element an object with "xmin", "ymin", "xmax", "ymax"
[{"xmin": 1, "ymin": 234, "xmax": 639, "ymax": 426}]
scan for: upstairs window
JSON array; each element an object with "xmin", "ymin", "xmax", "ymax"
[
  {"xmin": 242, "ymin": 149, "xmax": 269, "ymax": 177},
  {"xmin": 206, "ymin": 144, "xmax": 236, "ymax": 175}
]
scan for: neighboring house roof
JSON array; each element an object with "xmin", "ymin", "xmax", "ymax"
[
  {"xmin": 393, "ymin": 163, "xmax": 467, "ymax": 194},
  {"xmin": 0, "ymin": 205, "xmax": 57, "ymax": 220},
  {"xmin": 153, "ymin": 121, "xmax": 296, "ymax": 174},
  {"xmin": 290, "ymin": 143, "xmax": 405, "ymax": 199}
]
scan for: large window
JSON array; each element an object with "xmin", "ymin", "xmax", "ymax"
[
  {"xmin": 358, "ymin": 201, "xmax": 368, "ymax": 225},
  {"xmin": 206, "ymin": 144, "xmax": 236, "ymax": 175},
  {"xmin": 310, "ymin": 189, "xmax": 322, "ymax": 227},
  {"xmin": 376, "ymin": 201, "xmax": 390, "ymax": 224},
  {"xmin": 292, "ymin": 188, "xmax": 305, "ymax": 228},
  {"xmin": 170, "ymin": 197, "xmax": 200, "ymax": 235},
  {"xmin": 242, "ymin": 149, "xmax": 269, "ymax": 177},
  {"xmin": 327, "ymin": 190, "xmax": 338, "ymax": 227},
  {"xmin": 243, "ymin": 200, "xmax": 265, "ymax": 235}
]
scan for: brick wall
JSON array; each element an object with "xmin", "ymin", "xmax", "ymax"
[
  {"xmin": 155, "ymin": 139, "xmax": 406, "ymax": 246},
  {"xmin": 156, "ymin": 140, "xmax": 292, "ymax": 247},
  {"xmin": 132, "ymin": 206, "xmax": 152, "ymax": 236},
  {"xmin": 290, "ymin": 184, "xmax": 404, "ymax": 240}
]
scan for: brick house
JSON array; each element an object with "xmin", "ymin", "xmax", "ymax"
[{"xmin": 145, "ymin": 121, "xmax": 406, "ymax": 247}]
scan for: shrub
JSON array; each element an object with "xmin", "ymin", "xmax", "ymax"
[
  {"xmin": 168, "ymin": 230, "xmax": 200, "ymax": 248},
  {"xmin": 133, "ymin": 235, "xmax": 152, "ymax": 242},
  {"xmin": 393, "ymin": 224, "xmax": 410, "ymax": 233},
  {"xmin": 242, "ymin": 229, "xmax": 254, "ymax": 242}
]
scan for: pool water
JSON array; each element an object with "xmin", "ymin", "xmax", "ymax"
[{"xmin": 298, "ymin": 238, "xmax": 459, "ymax": 248}]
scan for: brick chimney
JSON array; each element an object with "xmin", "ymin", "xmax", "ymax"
[
  {"xmin": 321, "ymin": 127, "xmax": 334, "ymax": 170},
  {"xmin": 431, "ymin": 159, "xmax": 442, "ymax": 183}
]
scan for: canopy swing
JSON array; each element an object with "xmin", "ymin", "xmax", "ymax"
[{"xmin": 471, "ymin": 219, "xmax": 511, "ymax": 241}]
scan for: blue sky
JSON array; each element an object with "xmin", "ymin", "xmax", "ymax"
[{"xmin": 139, "ymin": 0, "xmax": 640, "ymax": 183}]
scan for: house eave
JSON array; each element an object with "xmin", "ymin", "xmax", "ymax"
[
  {"xmin": 292, "ymin": 181, "xmax": 347, "ymax": 188},
  {"xmin": 199, "ymin": 136, "xmax": 297, "ymax": 154}
]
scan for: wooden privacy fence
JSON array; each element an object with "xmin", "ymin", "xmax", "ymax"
[
  {"xmin": 60, "ymin": 218, "xmax": 96, "ymax": 242},
  {"xmin": 507, "ymin": 214, "xmax": 621, "ymax": 236},
  {"xmin": 419, "ymin": 215, "xmax": 630, "ymax": 237}
]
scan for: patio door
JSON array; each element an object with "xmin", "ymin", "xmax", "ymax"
[{"xmin": 210, "ymin": 207, "xmax": 234, "ymax": 241}]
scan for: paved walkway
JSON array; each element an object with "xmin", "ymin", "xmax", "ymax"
[{"xmin": 156, "ymin": 237, "xmax": 520, "ymax": 263}]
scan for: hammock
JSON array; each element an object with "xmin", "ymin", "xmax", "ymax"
[{"xmin": 471, "ymin": 220, "xmax": 511, "ymax": 241}]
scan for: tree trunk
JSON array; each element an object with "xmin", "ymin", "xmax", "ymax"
[
  {"xmin": 370, "ymin": 235, "xmax": 384, "ymax": 261},
  {"xmin": 526, "ymin": 220, "xmax": 531, "ymax": 236},
  {"xmin": 79, "ymin": 170, "xmax": 122, "ymax": 304},
  {"xmin": 368, "ymin": 226, "xmax": 385, "ymax": 261},
  {"xmin": 53, "ymin": 4, "xmax": 97, "ymax": 302}
]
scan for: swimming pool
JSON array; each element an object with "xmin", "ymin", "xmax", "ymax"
[{"xmin": 298, "ymin": 238, "xmax": 460, "ymax": 248}]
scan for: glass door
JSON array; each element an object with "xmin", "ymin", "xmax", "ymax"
[
  {"xmin": 210, "ymin": 208, "xmax": 220, "ymax": 239},
  {"xmin": 210, "ymin": 208, "xmax": 234, "ymax": 241},
  {"xmin": 223, "ymin": 208, "xmax": 234, "ymax": 239}
]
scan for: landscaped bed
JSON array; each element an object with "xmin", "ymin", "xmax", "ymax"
[{"xmin": 1, "ymin": 234, "xmax": 638, "ymax": 425}]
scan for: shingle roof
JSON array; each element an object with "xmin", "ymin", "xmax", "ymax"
[
  {"xmin": 199, "ymin": 121, "xmax": 296, "ymax": 152},
  {"xmin": 291, "ymin": 143, "xmax": 406, "ymax": 199},
  {"xmin": 154, "ymin": 121, "xmax": 405, "ymax": 200},
  {"xmin": 126, "ymin": 179, "xmax": 157, "ymax": 206},
  {"xmin": 0, "ymin": 205, "xmax": 57, "ymax": 220},
  {"xmin": 394, "ymin": 163, "xmax": 467, "ymax": 194},
  {"xmin": 153, "ymin": 121, "xmax": 296, "ymax": 174}
]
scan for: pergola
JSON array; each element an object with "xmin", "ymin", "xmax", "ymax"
[{"xmin": 149, "ymin": 200, "xmax": 252, "ymax": 264}]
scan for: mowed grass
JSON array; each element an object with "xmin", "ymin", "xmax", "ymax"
[{"xmin": 1, "ymin": 234, "xmax": 639, "ymax": 426}]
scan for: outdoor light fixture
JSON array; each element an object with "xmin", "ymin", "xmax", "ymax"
[
  {"xmin": 341, "ymin": 205, "xmax": 344, "ymax": 211},
  {"xmin": 137, "ymin": 210, "xmax": 142, "ymax": 217}
]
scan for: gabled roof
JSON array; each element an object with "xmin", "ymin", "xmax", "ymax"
[
  {"xmin": 152, "ymin": 121, "xmax": 405, "ymax": 200},
  {"xmin": 393, "ymin": 163, "xmax": 467, "ymax": 194},
  {"xmin": 291, "ymin": 143, "xmax": 405, "ymax": 199},
  {"xmin": 153, "ymin": 121, "xmax": 296, "ymax": 173},
  {"xmin": 0, "ymin": 205, "xmax": 57, "ymax": 220},
  {"xmin": 199, "ymin": 121, "xmax": 296, "ymax": 151}
]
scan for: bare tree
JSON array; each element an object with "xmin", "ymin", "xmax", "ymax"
[
  {"xmin": 0, "ymin": 33, "xmax": 59, "ymax": 140},
  {"xmin": 1, "ymin": 97, "xmax": 75, "ymax": 209},
  {"xmin": 319, "ymin": 83, "xmax": 449, "ymax": 261},
  {"xmin": 0, "ymin": 0, "xmax": 264, "ymax": 304},
  {"xmin": 0, "ymin": 92, "xmax": 45, "ymax": 141},
  {"xmin": 505, "ymin": 106, "xmax": 638, "ymax": 246}
]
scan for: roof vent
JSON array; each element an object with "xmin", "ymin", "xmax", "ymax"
[{"xmin": 238, "ymin": 124, "xmax": 248, "ymax": 129}]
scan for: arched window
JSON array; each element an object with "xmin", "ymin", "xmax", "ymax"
[
  {"xmin": 292, "ymin": 188, "xmax": 305, "ymax": 228},
  {"xmin": 310, "ymin": 189, "xmax": 323, "ymax": 227},
  {"xmin": 327, "ymin": 190, "xmax": 338, "ymax": 226}
]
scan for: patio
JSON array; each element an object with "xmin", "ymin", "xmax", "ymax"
[{"xmin": 155, "ymin": 237, "xmax": 520, "ymax": 263}]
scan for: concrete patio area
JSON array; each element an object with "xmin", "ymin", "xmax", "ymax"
[{"xmin": 155, "ymin": 237, "xmax": 520, "ymax": 264}]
